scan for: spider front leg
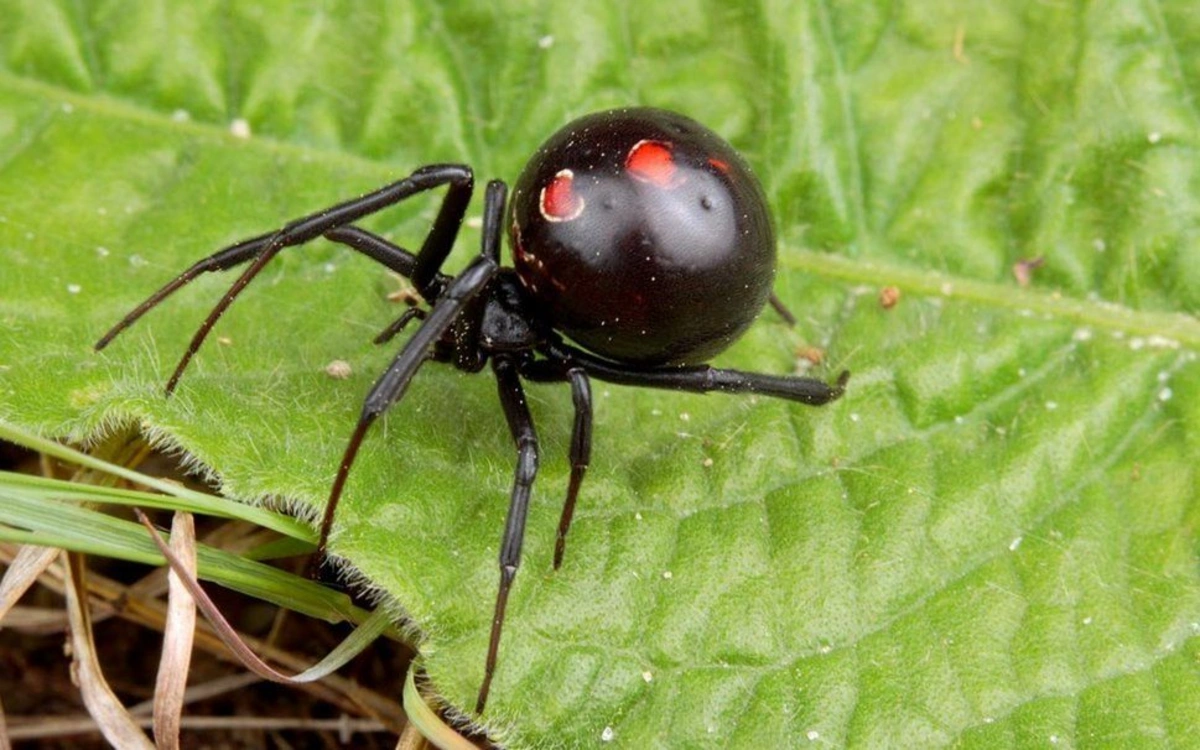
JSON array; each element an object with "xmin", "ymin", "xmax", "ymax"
[
  {"xmin": 95, "ymin": 165, "xmax": 474, "ymax": 393},
  {"xmin": 478, "ymin": 354, "xmax": 541, "ymax": 714},
  {"xmin": 315, "ymin": 252, "xmax": 498, "ymax": 560},
  {"xmin": 315, "ymin": 180, "xmax": 509, "ymax": 560}
]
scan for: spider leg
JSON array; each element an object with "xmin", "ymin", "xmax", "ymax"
[
  {"xmin": 323, "ymin": 225, "xmax": 452, "ymax": 291},
  {"xmin": 768, "ymin": 292, "xmax": 798, "ymax": 326},
  {"xmin": 535, "ymin": 339, "xmax": 850, "ymax": 405},
  {"xmin": 315, "ymin": 181, "xmax": 509, "ymax": 558},
  {"xmin": 316, "ymin": 260, "xmax": 499, "ymax": 557},
  {"xmin": 373, "ymin": 307, "xmax": 428, "ymax": 345},
  {"xmin": 553, "ymin": 368, "xmax": 592, "ymax": 569},
  {"xmin": 320, "ymin": 226, "xmax": 447, "ymax": 344},
  {"xmin": 96, "ymin": 226, "xmax": 435, "ymax": 354},
  {"xmin": 95, "ymin": 165, "xmax": 474, "ymax": 394},
  {"xmin": 94, "ymin": 230, "xmax": 272, "ymax": 351},
  {"xmin": 504, "ymin": 360, "xmax": 593, "ymax": 570},
  {"xmin": 478, "ymin": 354, "xmax": 540, "ymax": 715}
]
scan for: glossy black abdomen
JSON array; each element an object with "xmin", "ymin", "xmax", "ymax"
[{"xmin": 509, "ymin": 108, "xmax": 776, "ymax": 366}]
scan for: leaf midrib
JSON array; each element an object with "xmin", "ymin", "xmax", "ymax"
[{"xmin": 787, "ymin": 252, "xmax": 1200, "ymax": 346}]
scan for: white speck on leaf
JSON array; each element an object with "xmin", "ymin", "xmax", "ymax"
[
  {"xmin": 325, "ymin": 360, "xmax": 353, "ymax": 379},
  {"xmin": 1146, "ymin": 335, "xmax": 1181, "ymax": 350}
]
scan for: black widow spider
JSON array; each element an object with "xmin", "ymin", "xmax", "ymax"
[{"xmin": 95, "ymin": 107, "xmax": 849, "ymax": 714}]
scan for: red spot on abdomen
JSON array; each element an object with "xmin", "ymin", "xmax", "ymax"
[
  {"xmin": 540, "ymin": 169, "xmax": 584, "ymax": 222},
  {"xmin": 626, "ymin": 140, "xmax": 680, "ymax": 187},
  {"xmin": 707, "ymin": 157, "xmax": 730, "ymax": 174}
]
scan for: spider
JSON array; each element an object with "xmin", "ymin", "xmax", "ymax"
[{"xmin": 96, "ymin": 107, "xmax": 849, "ymax": 714}]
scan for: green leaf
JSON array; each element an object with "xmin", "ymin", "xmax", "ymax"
[
  {"xmin": 2, "ymin": 2, "xmax": 1198, "ymax": 747},
  {"xmin": 0, "ymin": 483, "xmax": 351, "ymax": 623}
]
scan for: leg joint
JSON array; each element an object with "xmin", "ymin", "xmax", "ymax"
[{"xmin": 515, "ymin": 437, "xmax": 539, "ymax": 484}]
